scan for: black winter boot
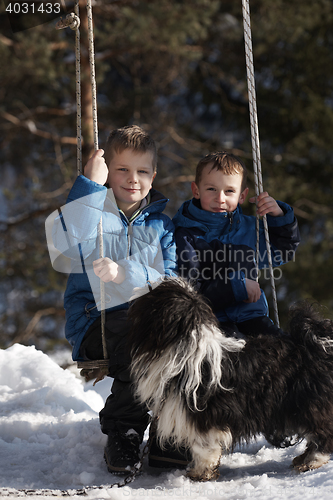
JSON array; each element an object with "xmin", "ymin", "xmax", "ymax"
[
  {"xmin": 148, "ymin": 434, "xmax": 192, "ymax": 469},
  {"xmin": 104, "ymin": 429, "xmax": 142, "ymax": 473}
]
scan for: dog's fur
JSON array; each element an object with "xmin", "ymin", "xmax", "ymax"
[{"xmin": 128, "ymin": 278, "xmax": 333, "ymax": 481}]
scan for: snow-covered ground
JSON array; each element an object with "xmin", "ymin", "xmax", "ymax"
[{"xmin": 1, "ymin": 344, "xmax": 333, "ymax": 499}]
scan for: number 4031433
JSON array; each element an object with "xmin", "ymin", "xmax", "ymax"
[{"xmin": 5, "ymin": 2, "xmax": 61, "ymax": 14}]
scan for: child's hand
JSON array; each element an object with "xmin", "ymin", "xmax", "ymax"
[
  {"xmin": 243, "ymin": 278, "xmax": 262, "ymax": 303},
  {"xmin": 93, "ymin": 257, "xmax": 125, "ymax": 284},
  {"xmin": 249, "ymin": 192, "xmax": 284, "ymax": 217},
  {"xmin": 84, "ymin": 149, "xmax": 108, "ymax": 185}
]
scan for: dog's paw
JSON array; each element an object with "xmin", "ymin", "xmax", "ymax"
[
  {"xmin": 186, "ymin": 468, "xmax": 220, "ymax": 482},
  {"xmin": 293, "ymin": 450, "xmax": 330, "ymax": 472}
]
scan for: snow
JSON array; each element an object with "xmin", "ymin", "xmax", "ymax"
[{"xmin": 1, "ymin": 345, "xmax": 333, "ymax": 499}]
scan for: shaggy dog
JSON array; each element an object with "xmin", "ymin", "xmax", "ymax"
[{"xmin": 128, "ymin": 278, "xmax": 333, "ymax": 481}]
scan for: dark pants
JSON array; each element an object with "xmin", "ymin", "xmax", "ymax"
[
  {"xmin": 79, "ymin": 310, "xmax": 150, "ymax": 438},
  {"xmin": 220, "ymin": 315, "xmax": 286, "ymax": 339}
]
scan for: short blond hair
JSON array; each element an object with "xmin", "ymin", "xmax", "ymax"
[
  {"xmin": 104, "ymin": 125, "xmax": 157, "ymax": 172},
  {"xmin": 195, "ymin": 152, "xmax": 247, "ymax": 192}
]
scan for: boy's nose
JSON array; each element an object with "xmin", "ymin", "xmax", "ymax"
[
  {"xmin": 216, "ymin": 191, "xmax": 225, "ymax": 202},
  {"xmin": 127, "ymin": 173, "xmax": 138, "ymax": 184}
]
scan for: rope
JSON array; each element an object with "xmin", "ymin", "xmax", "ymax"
[
  {"xmin": 55, "ymin": 8, "xmax": 81, "ymax": 176},
  {"xmin": 56, "ymin": 3, "xmax": 107, "ymax": 356},
  {"xmin": 86, "ymin": 0, "xmax": 107, "ymax": 359},
  {"xmin": 242, "ymin": 0, "xmax": 280, "ymax": 327},
  {"xmin": 55, "ymin": 12, "xmax": 80, "ymax": 30},
  {"xmin": 86, "ymin": 0, "xmax": 99, "ymax": 151},
  {"xmin": 74, "ymin": 2, "xmax": 82, "ymax": 175}
]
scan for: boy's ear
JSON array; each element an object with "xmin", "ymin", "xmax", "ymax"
[
  {"xmin": 151, "ymin": 172, "xmax": 157, "ymax": 186},
  {"xmin": 238, "ymin": 187, "xmax": 249, "ymax": 205},
  {"xmin": 191, "ymin": 181, "xmax": 200, "ymax": 199}
]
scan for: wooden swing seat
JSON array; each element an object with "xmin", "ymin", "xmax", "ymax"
[
  {"xmin": 77, "ymin": 359, "xmax": 109, "ymax": 383},
  {"xmin": 77, "ymin": 359, "xmax": 109, "ymax": 370}
]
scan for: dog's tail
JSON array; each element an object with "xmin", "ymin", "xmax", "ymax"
[
  {"xmin": 128, "ymin": 277, "xmax": 244, "ymax": 415},
  {"xmin": 288, "ymin": 301, "xmax": 333, "ymax": 351}
]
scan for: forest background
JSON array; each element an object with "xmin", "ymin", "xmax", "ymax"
[{"xmin": 0, "ymin": 0, "xmax": 332, "ymax": 355}]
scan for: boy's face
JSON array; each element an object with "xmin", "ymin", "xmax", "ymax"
[
  {"xmin": 191, "ymin": 163, "xmax": 248, "ymax": 213},
  {"xmin": 107, "ymin": 149, "xmax": 156, "ymax": 217}
]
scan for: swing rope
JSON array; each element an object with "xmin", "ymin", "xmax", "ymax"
[
  {"xmin": 56, "ymin": 1, "xmax": 108, "ymax": 372},
  {"xmin": 242, "ymin": 0, "xmax": 280, "ymax": 327},
  {"xmin": 86, "ymin": 0, "xmax": 108, "ymax": 361},
  {"xmin": 55, "ymin": 11, "xmax": 81, "ymax": 176},
  {"xmin": 74, "ymin": 2, "xmax": 82, "ymax": 176}
]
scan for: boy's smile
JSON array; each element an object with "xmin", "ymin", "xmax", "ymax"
[
  {"xmin": 191, "ymin": 164, "xmax": 248, "ymax": 213},
  {"xmin": 107, "ymin": 149, "xmax": 156, "ymax": 217}
]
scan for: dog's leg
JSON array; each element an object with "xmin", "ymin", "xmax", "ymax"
[
  {"xmin": 186, "ymin": 429, "xmax": 232, "ymax": 482},
  {"xmin": 293, "ymin": 441, "xmax": 330, "ymax": 472}
]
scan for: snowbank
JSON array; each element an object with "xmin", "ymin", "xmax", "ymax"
[{"xmin": 0, "ymin": 344, "xmax": 333, "ymax": 499}]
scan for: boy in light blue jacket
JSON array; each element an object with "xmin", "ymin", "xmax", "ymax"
[{"xmin": 51, "ymin": 126, "xmax": 177, "ymax": 473}]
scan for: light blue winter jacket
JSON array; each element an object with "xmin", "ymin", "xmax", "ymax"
[{"xmin": 52, "ymin": 175, "xmax": 177, "ymax": 360}]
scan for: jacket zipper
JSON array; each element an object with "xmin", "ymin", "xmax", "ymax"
[
  {"xmin": 127, "ymin": 222, "xmax": 133, "ymax": 258},
  {"xmin": 228, "ymin": 212, "xmax": 234, "ymax": 231}
]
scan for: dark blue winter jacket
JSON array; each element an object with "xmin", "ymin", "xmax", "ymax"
[
  {"xmin": 173, "ymin": 198, "xmax": 300, "ymax": 323},
  {"xmin": 51, "ymin": 175, "xmax": 177, "ymax": 360}
]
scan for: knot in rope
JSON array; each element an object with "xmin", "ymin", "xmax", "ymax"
[{"xmin": 55, "ymin": 13, "xmax": 80, "ymax": 31}]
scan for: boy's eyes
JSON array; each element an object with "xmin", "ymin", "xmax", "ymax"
[
  {"xmin": 206, "ymin": 187, "xmax": 235, "ymax": 193},
  {"xmin": 117, "ymin": 168, "xmax": 150, "ymax": 174}
]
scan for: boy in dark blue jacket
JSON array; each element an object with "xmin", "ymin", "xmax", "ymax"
[
  {"xmin": 50, "ymin": 126, "xmax": 177, "ymax": 473},
  {"xmin": 173, "ymin": 151, "xmax": 300, "ymax": 337}
]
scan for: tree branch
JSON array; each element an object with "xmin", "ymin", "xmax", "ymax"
[
  {"xmin": 9, "ymin": 308, "xmax": 65, "ymax": 347},
  {"xmin": 1, "ymin": 111, "xmax": 77, "ymax": 145},
  {"xmin": 0, "ymin": 204, "xmax": 62, "ymax": 229}
]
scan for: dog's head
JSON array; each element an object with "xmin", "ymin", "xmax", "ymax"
[
  {"xmin": 128, "ymin": 277, "xmax": 245, "ymax": 414},
  {"xmin": 128, "ymin": 277, "xmax": 218, "ymax": 359}
]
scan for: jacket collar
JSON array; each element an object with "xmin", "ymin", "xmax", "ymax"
[
  {"xmin": 105, "ymin": 188, "xmax": 168, "ymax": 224},
  {"xmin": 174, "ymin": 198, "xmax": 241, "ymax": 231}
]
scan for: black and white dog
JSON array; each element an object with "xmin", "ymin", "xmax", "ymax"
[{"xmin": 129, "ymin": 278, "xmax": 333, "ymax": 481}]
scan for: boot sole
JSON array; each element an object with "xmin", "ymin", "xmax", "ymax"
[{"xmin": 104, "ymin": 451, "xmax": 137, "ymax": 474}]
